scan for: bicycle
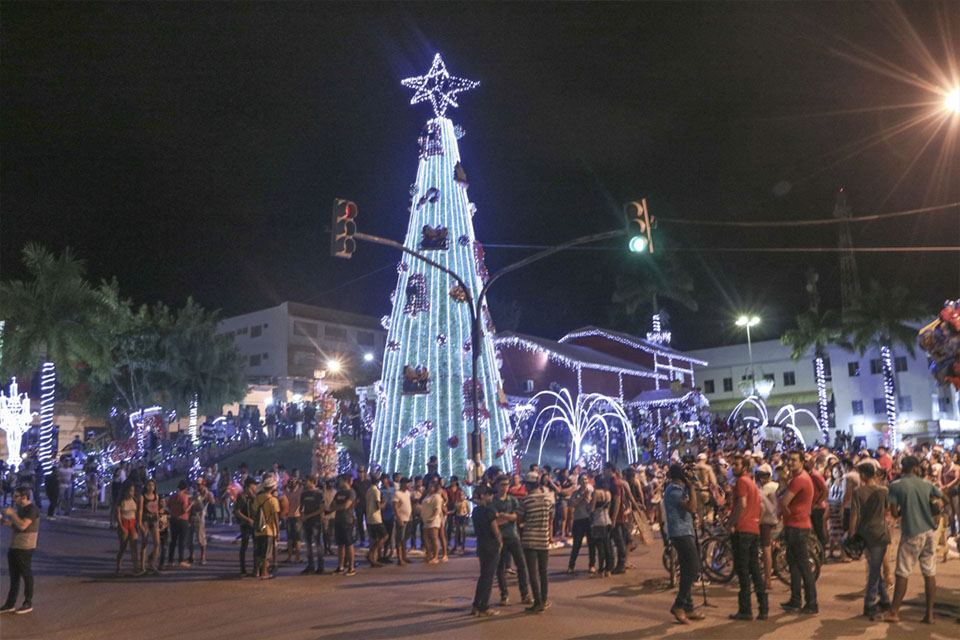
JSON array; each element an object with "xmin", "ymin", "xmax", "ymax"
[{"xmin": 771, "ymin": 531, "xmax": 823, "ymax": 585}]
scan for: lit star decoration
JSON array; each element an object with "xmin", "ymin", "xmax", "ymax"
[{"xmin": 401, "ymin": 53, "xmax": 479, "ymax": 118}]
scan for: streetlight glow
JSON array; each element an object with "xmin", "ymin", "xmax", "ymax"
[
  {"xmin": 363, "ymin": 352, "xmax": 374, "ymax": 362},
  {"xmin": 735, "ymin": 315, "xmax": 760, "ymax": 327},
  {"xmin": 946, "ymin": 88, "xmax": 960, "ymax": 114},
  {"xmin": 326, "ymin": 359, "xmax": 341, "ymax": 373}
]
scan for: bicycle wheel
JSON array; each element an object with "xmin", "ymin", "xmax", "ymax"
[
  {"xmin": 773, "ymin": 545, "xmax": 790, "ymax": 585},
  {"xmin": 701, "ymin": 535, "xmax": 735, "ymax": 584}
]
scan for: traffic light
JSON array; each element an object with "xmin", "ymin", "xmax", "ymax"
[
  {"xmin": 331, "ymin": 198, "xmax": 358, "ymax": 259},
  {"xmin": 624, "ymin": 199, "xmax": 655, "ymax": 254}
]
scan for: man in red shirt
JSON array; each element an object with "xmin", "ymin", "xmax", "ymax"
[
  {"xmin": 166, "ymin": 480, "xmax": 192, "ymax": 567},
  {"xmin": 728, "ymin": 455, "xmax": 767, "ymax": 620},
  {"xmin": 779, "ymin": 450, "xmax": 818, "ymax": 614}
]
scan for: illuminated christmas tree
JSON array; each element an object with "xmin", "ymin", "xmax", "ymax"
[
  {"xmin": 369, "ymin": 54, "xmax": 513, "ymax": 478},
  {"xmin": 311, "ymin": 380, "xmax": 339, "ymax": 479}
]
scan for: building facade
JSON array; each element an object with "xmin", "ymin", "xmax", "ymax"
[
  {"xmin": 686, "ymin": 338, "xmax": 960, "ymax": 448},
  {"xmin": 218, "ymin": 301, "xmax": 386, "ymax": 399}
]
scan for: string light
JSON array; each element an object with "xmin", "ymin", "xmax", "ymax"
[
  {"xmin": 0, "ymin": 378, "xmax": 34, "ymax": 469},
  {"xmin": 880, "ymin": 345, "xmax": 899, "ymax": 449},
  {"xmin": 559, "ymin": 328, "xmax": 707, "ymax": 366},
  {"xmin": 495, "ymin": 334, "xmax": 663, "ymax": 379},
  {"xmin": 37, "ymin": 362, "xmax": 56, "ymax": 475},
  {"xmin": 814, "ymin": 357, "xmax": 830, "ymax": 443},
  {"xmin": 401, "ymin": 53, "xmax": 479, "ymax": 118}
]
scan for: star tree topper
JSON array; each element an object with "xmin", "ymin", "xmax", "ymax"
[{"xmin": 401, "ymin": 53, "xmax": 479, "ymax": 118}]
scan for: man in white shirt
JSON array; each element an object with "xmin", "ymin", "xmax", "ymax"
[
  {"xmin": 392, "ymin": 478, "xmax": 413, "ymax": 566},
  {"xmin": 756, "ymin": 464, "xmax": 780, "ymax": 589},
  {"xmin": 365, "ymin": 471, "xmax": 386, "ymax": 567}
]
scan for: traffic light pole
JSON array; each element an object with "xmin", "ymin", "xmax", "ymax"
[{"xmin": 354, "ymin": 227, "xmax": 627, "ymax": 462}]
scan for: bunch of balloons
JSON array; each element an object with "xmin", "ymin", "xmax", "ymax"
[{"xmin": 918, "ymin": 300, "xmax": 960, "ymax": 390}]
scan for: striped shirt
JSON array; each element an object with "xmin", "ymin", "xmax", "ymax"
[{"xmin": 519, "ymin": 489, "xmax": 555, "ymax": 550}]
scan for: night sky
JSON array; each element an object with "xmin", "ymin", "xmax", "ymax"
[{"xmin": 3, "ymin": 2, "xmax": 958, "ymax": 350}]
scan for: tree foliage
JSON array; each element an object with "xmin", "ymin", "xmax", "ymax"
[
  {"xmin": 842, "ymin": 280, "xmax": 927, "ymax": 357},
  {"xmin": 610, "ymin": 255, "xmax": 697, "ymax": 333},
  {"xmin": 781, "ymin": 309, "xmax": 841, "ymax": 361}
]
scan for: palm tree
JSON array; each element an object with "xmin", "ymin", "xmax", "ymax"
[
  {"xmin": 0, "ymin": 244, "xmax": 104, "ymax": 474},
  {"xmin": 611, "ymin": 255, "xmax": 697, "ymax": 333},
  {"xmin": 781, "ymin": 309, "xmax": 841, "ymax": 443},
  {"xmin": 842, "ymin": 280, "xmax": 928, "ymax": 449}
]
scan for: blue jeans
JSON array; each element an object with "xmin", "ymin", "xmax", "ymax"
[
  {"xmin": 670, "ymin": 535, "xmax": 700, "ymax": 612},
  {"xmin": 863, "ymin": 544, "xmax": 889, "ymax": 610}
]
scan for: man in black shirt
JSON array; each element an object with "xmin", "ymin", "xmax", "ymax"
[
  {"xmin": 232, "ymin": 478, "xmax": 258, "ymax": 576},
  {"xmin": 471, "ymin": 485, "xmax": 503, "ymax": 618},
  {"xmin": 353, "ymin": 467, "xmax": 371, "ymax": 545},
  {"xmin": 299, "ymin": 476, "xmax": 326, "ymax": 574},
  {"xmin": 1, "ymin": 488, "xmax": 40, "ymax": 614}
]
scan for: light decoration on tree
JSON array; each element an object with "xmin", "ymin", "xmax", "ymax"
[
  {"xmin": 312, "ymin": 380, "xmax": 340, "ymax": 479},
  {"xmin": 370, "ymin": 54, "xmax": 510, "ymax": 478},
  {"xmin": 880, "ymin": 345, "xmax": 899, "ymax": 449},
  {"xmin": 188, "ymin": 394, "xmax": 199, "ymax": 443},
  {"xmin": 0, "ymin": 378, "xmax": 34, "ymax": 469},
  {"xmin": 37, "ymin": 361, "xmax": 57, "ymax": 474},
  {"xmin": 813, "ymin": 356, "xmax": 830, "ymax": 443},
  {"xmin": 381, "ymin": 315, "xmax": 391, "ymax": 330},
  {"xmin": 522, "ymin": 388, "xmax": 637, "ymax": 467},
  {"xmin": 395, "ymin": 420, "xmax": 435, "ymax": 450},
  {"xmin": 401, "ymin": 53, "xmax": 480, "ymax": 119}
]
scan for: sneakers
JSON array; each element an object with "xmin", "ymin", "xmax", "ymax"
[
  {"xmin": 780, "ymin": 601, "xmax": 802, "ymax": 613},
  {"xmin": 799, "ymin": 604, "xmax": 819, "ymax": 615},
  {"xmin": 670, "ymin": 607, "xmax": 689, "ymax": 624},
  {"xmin": 0, "ymin": 604, "xmax": 15, "ymax": 614},
  {"xmin": 521, "ymin": 595, "xmax": 534, "ymax": 605},
  {"xmin": 15, "ymin": 604, "xmax": 32, "ymax": 615},
  {"xmin": 474, "ymin": 608, "xmax": 500, "ymax": 618},
  {"xmin": 686, "ymin": 611, "xmax": 705, "ymax": 621},
  {"xmin": 300, "ymin": 566, "xmax": 315, "ymax": 575},
  {"xmin": 728, "ymin": 612, "xmax": 753, "ymax": 621},
  {"xmin": 344, "ymin": 569, "xmax": 356, "ymax": 577},
  {"xmin": 499, "ymin": 595, "xmax": 509, "ymax": 606}
]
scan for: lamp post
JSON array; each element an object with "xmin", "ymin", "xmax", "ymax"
[{"xmin": 736, "ymin": 315, "xmax": 761, "ymax": 395}]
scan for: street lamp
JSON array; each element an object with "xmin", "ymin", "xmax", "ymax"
[
  {"xmin": 326, "ymin": 359, "xmax": 341, "ymax": 373},
  {"xmin": 363, "ymin": 352, "xmax": 375, "ymax": 363},
  {"xmin": 945, "ymin": 88, "xmax": 960, "ymax": 114},
  {"xmin": 735, "ymin": 315, "xmax": 761, "ymax": 395}
]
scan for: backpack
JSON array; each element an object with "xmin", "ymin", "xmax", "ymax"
[{"xmin": 252, "ymin": 496, "xmax": 270, "ymax": 534}]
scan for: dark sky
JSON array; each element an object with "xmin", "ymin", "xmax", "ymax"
[{"xmin": 3, "ymin": 2, "xmax": 958, "ymax": 350}]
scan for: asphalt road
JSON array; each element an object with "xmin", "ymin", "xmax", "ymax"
[{"xmin": 1, "ymin": 519, "xmax": 959, "ymax": 640}]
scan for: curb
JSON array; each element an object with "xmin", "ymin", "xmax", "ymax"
[{"xmin": 49, "ymin": 516, "xmax": 111, "ymax": 530}]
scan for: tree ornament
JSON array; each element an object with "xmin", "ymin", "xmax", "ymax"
[
  {"xmin": 454, "ymin": 162, "xmax": 469, "ymax": 188},
  {"xmin": 449, "ymin": 284, "xmax": 468, "ymax": 303},
  {"xmin": 436, "ymin": 333, "xmax": 447, "ymax": 347},
  {"xmin": 401, "ymin": 53, "xmax": 479, "ymax": 119},
  {"xmin": 448, "ymin": 435, "xmax": 460, "ymax": 448}
]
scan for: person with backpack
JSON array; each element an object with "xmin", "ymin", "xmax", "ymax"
[
  {"xmin": 233, "ymin": 477, "xmax": 258, "ymax": 576},
  {"xmin": 252, "ymin": 475, "xmax": 280, "ymax": 580}
]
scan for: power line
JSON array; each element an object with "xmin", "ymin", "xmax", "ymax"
[
  {"xmin": 301, "ymin": 262, "xmax": 395, "ymax": 303},
  {"xmin": 660, "ymin": 201, "xmax": 960, "ymax": 228},
  {"xmin": 482, "ymin": 244, "xmax": 960, "ymax": 253}
]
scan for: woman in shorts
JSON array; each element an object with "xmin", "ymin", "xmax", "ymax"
[
  {"xmin": 139, "ymin": 480, "xmax": 162, "ymax": 574},
  {"xmin": 115, "ymin": 483, "xmax": 141, "ymax": 575}
]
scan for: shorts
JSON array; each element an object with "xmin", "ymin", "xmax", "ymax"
[
  {"xmin": 896, "ymin": 529, "xmax": 936, "ymax": 578},
  {"xmin": 254, "ymin": 535, "xmax": 275, "ymax": 559},
  {"xmin": 142, "ymin": 515, "xmax": 159, "ymax": 530},
  {"xmin": 190, "ymin": 518, "xmax": 206, "ymax": 542},
  {"xmin": 335, "ymin": 522, "xmax": 355, "ymax": 547},
  {"xmin": 368, "ymin": 523, "xmax": 386, "ymax": 540},
  {"xmin": 760, "ymin": 523, "xmax": 774, "ymax": 547},
  {"xmin": 120, "ymin": 518, "xmax": 138, "ymax": 537},
  {"xmin": 286, "ymin": 517, "xmax": 302, "ymax": 543}
]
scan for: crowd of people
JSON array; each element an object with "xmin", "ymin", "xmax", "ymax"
[{"xmin": 3, "ymin": 418, "xmax": 960, "ymax": 626}]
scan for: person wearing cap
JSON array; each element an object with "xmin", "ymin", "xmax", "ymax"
[
  {"xmin": 693, "ymin": 454, "xmax": 718, "ymax": 524},
  {"xmin": 233, "ymin": 477, "xmax": 258, "ymax": 576},
  {"xmin": 518, "ymin": 470, "xmax": 555, "ymax": 613},
  {"xmin": 663, "ymin": 463, "xmax": 703, "ymax": 624},
  {"xmin": 252, "ymin": 474, "xmax": 280, "ymax": 579},
  {"xmin": 188, "ymin": 478, "xmax": 213, "ymax": 565},
  {"xmin": 756, "ymin": 463, "xmax": 779, "ymax": 589}
]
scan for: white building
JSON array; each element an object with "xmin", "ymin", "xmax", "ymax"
[
  {"xmin": 686, "ymin": 338, "xmax": 960, "ymax": 449},
  {"xmin": 218, "ymin": 301, "xmax": 386, "ymax": 399}
]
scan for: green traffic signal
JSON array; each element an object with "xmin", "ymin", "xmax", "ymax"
[{"xmin": 628, "ymin": 236, "xmax": 648, "ymax": 253}]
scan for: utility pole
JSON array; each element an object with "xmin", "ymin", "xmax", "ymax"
[{"xmin": 834, "ymin": 188, "xmax": 862, "ymax": 314}]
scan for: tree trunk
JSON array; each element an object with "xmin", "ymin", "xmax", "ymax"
[
  {"xmin": 814, "ymin": 356, "xmax": 830, "ymax": 444},
  {"xmin": 880, "ymin": 345, "xmax": 898, "ymax": 448},
  {"xmin": 37, "ymin": 361, "xmax": 57, "ymax": 475}
]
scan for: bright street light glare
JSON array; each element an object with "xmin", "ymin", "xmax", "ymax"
[
  {"xmin": 946, "ymin": 88, "xmax": 960, "ymax": 113},
  {"xmin": 363, "ymin": 352, "xmax": 374, "ymax": 362},
  {"xmin": 736, "ymin": 315, "xmax": 761, "ymax": 327},
  {"xmin": 326, "ymin": 359, "xmax": 341, "ymax": 373}
]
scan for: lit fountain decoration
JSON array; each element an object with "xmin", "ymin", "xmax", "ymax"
[
  {"xmin": 522, "ymin": 388, "xmax": 637, "ymax": 466},
  {"xmin": 728, "ymin": 395, "xmax": 818, "ymax": 448},
  {"xmin": 0, "ymin": 378, "xmax": 35, "ymax": 469}
]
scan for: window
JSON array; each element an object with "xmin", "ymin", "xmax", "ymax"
[
  {"xmin": 293, "ymin": 351, "xmax": 317, "ymax": 367},
  {"xmin": 851, "ymin": 400, "xmax": 864, "ymax": 415},
  {"xmin": 848, "ymin": 361, "xmax": 860, "ymax": 377},
  {"xmin": 870, "ymin": 359, "xmax": 883, "ymax": 375},
  {"xmin": 523, "ymin": 379, "xmax": 535, "ymax": 393},
  {"xmin": 703, "ymin": 380, "xmax": 715, "ymax": 394},
  {"xmin": 898, "ymin": 396, "xmax": 912, "ymax": 412},
  {"xmin": 783, "ymin": 371, "xmax": 796, "ymax": 386},
  {"xmin": 325, "ymin": 325, "xmax": 347, "ymax": 340},
  {"xmin": 939, "ymin": 396, "xmax": 952, "ymax": 413},
  {"xmin": 894, "ymin": 356, "xmax": 907, "ymax": 372},
  {"xmin": 873, "ymin": 398, "xmax": 886, "ymax": 414},
  {"xmin": 357, "ymin": 331, "xmax": 375, "ymax": 346},
  {"xmin": 249, "ymin": 354, "xmax": 261, "ymax": 367},
  {"xmin": 722, "ymin": 377, "xmax": 733, "ymax": 392},
  {"xmin": 293, "ymin": 321, "xmax": 318, "ymax": 338},
  {"xmin": 250, "ymin": 325, "xmax": 262, "ymax": 338},
  {"xmin": 763, "ymin": 374, "xmax": 774, "ymax": 383},
  {"xmin": 262, "ymin": 353, "xmax": 269, "ymax": 360},
  {"xmin": 237, "ymin": 327, "xmax": 248, "ymax": 335},
  {"xmin": 823, "ymin": 358, "xmax": 832, "ymax": 381}
]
